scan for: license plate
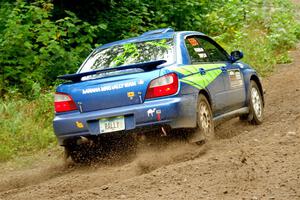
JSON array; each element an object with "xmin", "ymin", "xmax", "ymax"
[{"xmin": 99, "ymin": 116, "xmax": 125, "ymax": 133}]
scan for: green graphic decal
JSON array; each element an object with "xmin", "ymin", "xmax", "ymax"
[{"xmin": 168, "ymin": 64, "xmax": 223, "ymax": 89}]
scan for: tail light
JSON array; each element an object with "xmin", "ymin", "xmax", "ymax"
[
  {"xmin": 54, "ymin": 92, "xmax": 77, "ymax": 113},
  {"xmin": 145, "ymin": 73, "xmax": 178, "ymax": 99}
]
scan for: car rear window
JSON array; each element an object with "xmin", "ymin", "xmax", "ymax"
[{"xmin": 79, "ymin": 38, "xmax": 175, "ymax": 73}]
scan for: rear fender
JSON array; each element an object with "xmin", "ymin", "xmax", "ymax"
[{"xmin": 198, "ymin": 89, "xmax": 212, "ymax": 107}]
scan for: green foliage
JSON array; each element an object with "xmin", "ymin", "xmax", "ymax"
[
  {"xmin": 0, "ymin": 91, "xmax": 55, "ymax": 161},
  {"xmin": 1, "ymin": 0, "xmax": 299, "ymax": 95},
  {"xmin": 113, "ymin": 43, "xmax": 140, "ymax": 67},
  {"xmin": 212, "ymin": 0, "xmax": 300, "ymax": 75},
  {"xmin": 0, "ymin": 1, "xmax": 103, "ymax": 96},
  {"xmin": 112, "ymin": 39, "xmax": 171, "ymax": 67},
  {"xmin": 90, "ymin": 0, "xmax": 299, "ymax": 75}
]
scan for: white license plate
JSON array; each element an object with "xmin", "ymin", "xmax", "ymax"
[{"xmin": 99, "ymin": 116, "xmax": 125, "ymax": 133}]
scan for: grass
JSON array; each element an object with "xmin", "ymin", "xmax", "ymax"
[{"xmin": 0, "ymin": 92, "xmax": 56, "ymax": 162}]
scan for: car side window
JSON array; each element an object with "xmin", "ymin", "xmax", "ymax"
[
  {"xmin": 185, "ymin": 36, "xmax": 210, "ymax": 63},
  {"xmin": 185, "ymin": 36, "xmax": 229, "ymax": 63},
  {"xmin": 197, "ymin": 37, "xmax": 229, "ymax": 62}
]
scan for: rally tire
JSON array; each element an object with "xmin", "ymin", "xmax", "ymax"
[
  {"xmin": 65, "ymin": 134, "xmax": 137, "ymax": 164},
  {"xmin": 248, "ymin": 80, "xmax": 264, "ymax": 125},
  {"xmin": 198, "ymin": 94, "xmax": 214, "ymax": 140},
  {"xmin": 189, "ymin": 94, "xmax": 214, "ymax": 144},
  {"xmin": 64, "ymin": 141, "xmax": 95, "ymax": 164}
]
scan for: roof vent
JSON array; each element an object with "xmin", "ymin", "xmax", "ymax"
[{"xmin": 141, "ymin": 28, "xmax": 174, "ymax": 37}]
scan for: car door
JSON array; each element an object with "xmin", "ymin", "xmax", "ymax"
[
  {"xmin": 197, "ymin": 36, "xmax": 246, "ymax": 112},
  {"xmin": 183, "ymin": 35, "xmax": 230, "ymax": 115},
  {"xmin": 221, "ymin": 63, "xmax": 246, "ymax": 111}
]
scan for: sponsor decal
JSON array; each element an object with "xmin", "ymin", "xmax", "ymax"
[
  {"xmin": 147, "ymin": 108, "xmax": 156, "ymax": 117},
  {"xmin": 156, "ymin": 109, "xmax": 162, "ymax": 121},
  {"xmin": 82, "ymin": 81, "xmax": 137, "ymax": 94},
  {"xmin": 167, "ymin": 64, "xmax": 222, "ymax": 90},
  {"xmin": 77, "ymin": 102, "xmax": 83, "ymax": 112},
  {"xmin": 194, "ymin": 47, "xmax": 204, "ymax": 53},
  {"xmin": 138, "ymin": 92, "xmax": 143, "ymax": 103},
  {"xmin": 228, "ymin": 69, "xmax": 243, "ymax": 88},
  {"xmin": 188, "ymin": 38, "xmax": 199, "ymax": 46},
  {"xmin": 138, "ymin": 80, "xmax": 145, "ymax": 85},
  {"xmin": 127, "ymin": 91, "xmax": 135, "ymax": 99},
  {"xmin": 147, "ymin": 108, "xmax": 162, "ymax": 121},
  {"xmin": 198, "ymin": 53, "xmax": 208, "ymax": 58},
  {"xmin": 75, "ymin": 121, "xmax": 84, "ymax": 128}
]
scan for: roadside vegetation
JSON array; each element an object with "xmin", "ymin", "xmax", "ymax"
[
  {"xmin": 0, "ymin": 0, "xmax": 299, "ymax": 161},
  {"xmin": 0, "ymin": 91, "xmax": 55, "ymax": 161}
]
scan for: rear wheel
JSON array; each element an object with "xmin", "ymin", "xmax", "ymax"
[
  {"xmin": 64, "ymin": 141, "xmax": 94, "ymax": 164},
  {"xmin": 65, "ymin": 134, "xmax": 137, "ymax": 164},
  {"xmin": 189, "ymin": 94, "xmax": 214, "ymax": 144}
]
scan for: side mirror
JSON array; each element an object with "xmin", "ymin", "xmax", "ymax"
[{"xmin": 230, "ymin": 50, "xmax": 243, "ymax": 62}]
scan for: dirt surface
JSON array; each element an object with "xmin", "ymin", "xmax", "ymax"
[{"xmin": 1, "ymin": 5, "xmax": 300, "ymax": 200}]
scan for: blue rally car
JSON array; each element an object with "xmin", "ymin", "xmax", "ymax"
[{"xmin": 53, "ymin": 28, "xmax": 264, "ymax": 162}]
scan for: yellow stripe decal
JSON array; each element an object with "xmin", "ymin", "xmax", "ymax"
[{"xmin": 168, "ymin": 64, "xmax": 224, "ymax": 89}]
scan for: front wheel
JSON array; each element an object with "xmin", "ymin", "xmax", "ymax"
[
  {"xmin": 248, "ymin": 80, "xmax": 264, "ymax": 124},
  {"xmin": 189, "ymin": 94, "xmax": 214, "ymax": 144}
]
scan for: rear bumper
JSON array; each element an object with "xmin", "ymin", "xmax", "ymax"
[{"xmin": 53, "ymin": 94, "xmax": 197, "ymax": 145}]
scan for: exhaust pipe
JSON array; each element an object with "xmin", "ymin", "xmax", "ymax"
[
  {"xmin": 161, "ymin": 127, "xmax": 168, "ymax": 136},
  {"xmin": 76, "ymin": 136, "xmax": 90, "ymax": 145}
]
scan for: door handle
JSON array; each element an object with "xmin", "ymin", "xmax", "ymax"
[
  {"xmin": 220, "ymin": 66, "xmax": 227, "ymax": 72},
  {"xmin": 199, "ymin": 68, "xmax": 206, "ymax": 75}
]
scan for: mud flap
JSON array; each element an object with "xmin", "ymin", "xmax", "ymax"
[
  {"xmin": 188, "ymin": 130, "xmax": 206, "ymax": 144},
  {"xmin": 247, "ymin": 112, "xmax": 254, "ymax": 121}
]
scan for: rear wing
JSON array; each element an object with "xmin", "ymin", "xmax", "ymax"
[{"xmin": 58, "ymin": 60, "xmax": 166, "ymax": 83}]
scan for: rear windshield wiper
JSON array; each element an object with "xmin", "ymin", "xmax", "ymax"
[{"xmin": 58, "ymin": 60, "xmax": 167, "ymax": 82}]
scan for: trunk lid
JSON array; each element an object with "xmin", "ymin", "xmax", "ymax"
[{"xmin": 57, "ymin": 70, "xmax": 160, "ymax": 112}]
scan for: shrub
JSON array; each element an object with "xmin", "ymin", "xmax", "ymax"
[
  {"xmin": 0, "ymin": 90, "xmax": 55, "ymax": 161},
  {"xmin": 0, "ymin": 1, "xmax": 103, "ymax": 96}
]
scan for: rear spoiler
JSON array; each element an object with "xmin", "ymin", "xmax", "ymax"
[{"xmin": 58, "ymin": 60, "xmax": 167, "ymax": 83}]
